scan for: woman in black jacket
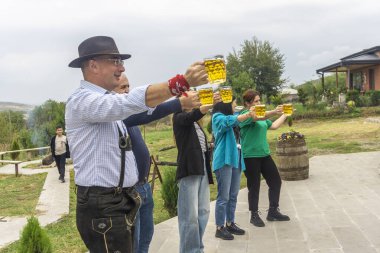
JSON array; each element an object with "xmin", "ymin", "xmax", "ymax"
[{"xmin": 173, "ymin": 92, "xmax": 219, "ymax": 253}]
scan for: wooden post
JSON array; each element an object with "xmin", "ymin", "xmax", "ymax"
[
  {"xmin": 15, "ymin": 163, "xmax": 19, "ymax": 177},
  {"xmin": 347, "ymin": 69, "xmax": 351, "ymax": 90},
  {"xmin": 149, "ymin": 152, "xmax": 177, "ymax": 195},
  {"xmin": 322, "ymin": 73, "xmax": 325, "ymax": 92},
  {"xmin": 150, "ymin": 155, "xmax": 164, "ymax": 194}
]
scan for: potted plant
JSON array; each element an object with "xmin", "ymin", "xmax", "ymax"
[{"xmin": 276, "ymin": 128, "xmax": 309, "ymax": 181}]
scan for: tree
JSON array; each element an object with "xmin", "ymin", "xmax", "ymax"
[
  {"xmin": 226, "ymin": 36, "xmax": 286, "ymax": 102},
  {"xmin": 0, "ymin": 111, "xmax": 27, "ymax": 146},
  {"xmin": 10, "ymin": 139, "xmax": 20, "ymax": 160},
  {"xmin": 161, "ymin": 168, "xmax": 178, "ymax": 216},
  {"xmin": 297, "ymin": 73, "xmax": 346, "ymax": 105},
  {"xmin": 230, "ymin": 72, "xmax": 255, "ymax": 104},
  {"xmin": 28, "ymin": 100, "xmax": 66, "ymax": 147},
  {"xmin": 297, "ymin": 88, "xmax": 308, "ymax": 106},
  {"xmin": 0, "ymin": 112, "xmax": 12, "ymax": 145},
  {"xmin": 18, "ymin": 216, "xmax": 52, "ymax": 253}
]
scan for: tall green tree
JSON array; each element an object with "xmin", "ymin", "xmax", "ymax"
[
  {"xmin": 0, "ymin": 111, "xmax": 27, "ymax": 147},
  {"xmin": 0, "ymin": 113, "xmax": 12, "ymax": 144},
  {"xmin": 297, "ymin": 88, "xmax": 308, "ymax": 106},
  {"xmin": 226, "ymin": 36, "xmax": 286, "ymax": 102},
  {"xmin": 10, "ymin": 139, "xmax": 20, "ymax": 160},
  {"xmin": 28, "ymin": 100, "xmax": 66, "ymax": 147}
]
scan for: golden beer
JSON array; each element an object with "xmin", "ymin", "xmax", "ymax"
[
  {"xmin": 198, "ymin": 88, "xmax": 213, "ymax": 105},
  {"xmin": 283, "ymin": 104, "xmax": 293, "ymax": 116},
  {"xmin": 255, "ymin": 104, "xmax": 266, "ymax": 118},
  {"xmin": 220, "ymin": 86, "xmax": 233, "ymax": 103},
  {"xmin": 204, "ymin": 56, "xmax": 226, "ymax": 84}
]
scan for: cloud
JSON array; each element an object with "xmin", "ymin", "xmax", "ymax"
[
  {"xmin": 296, "ymin": 46, "xmax": 357, "ymax": 67},
  {"xmin": 1, "ymin": 0, "xmax": 380, "ymax": 104}
]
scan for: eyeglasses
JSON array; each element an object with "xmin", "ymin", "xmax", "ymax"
[
  {"xmin": 104, "ymin": 58, "xmax": 124, "ymax": 66},
  {"xmin": 94, "ymin": 57, "xmax": 124, "ymax": 66}
]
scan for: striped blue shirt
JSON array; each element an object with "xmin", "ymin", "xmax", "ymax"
[{"xmin": 65, "ymin": 80, "xmax": 153, "ymax": 187}]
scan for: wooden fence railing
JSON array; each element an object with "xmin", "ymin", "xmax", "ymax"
[{"xmin": 0, "ymin": 146, "xmax": 50, "ymax": 161}]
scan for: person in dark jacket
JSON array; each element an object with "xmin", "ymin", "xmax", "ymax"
[
  {"xmin": 114, "ymin": 74, "xmax": 200, "ymax": 253},
  {"xmin": 173, "ymin": 92, "xmax": 220, "ymax": 253},
  {"xmin": 50, "ymin": 126, "xmax": 69, "ymax": 183}
]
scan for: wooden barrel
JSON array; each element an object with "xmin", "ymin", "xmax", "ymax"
[{"xmin": 276, "ymin": 139, "xmax": 309, "ymax": 181}]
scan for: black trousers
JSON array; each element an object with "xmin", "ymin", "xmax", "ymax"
[
  {"xmin": 54, "ymin": 154, "xmax": 66, "ymax": 179},
  {"xmin": 243, "ymin": 156, "xmax": 282, "ymax": 212},
  {"xmin": 76, "ymin": 186, "xmax": 141, "ymax": 253}
]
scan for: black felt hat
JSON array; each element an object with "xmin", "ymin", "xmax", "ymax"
[{"xmin": 68, "ymin": 36, "xmax": 131, "ymax": 68}]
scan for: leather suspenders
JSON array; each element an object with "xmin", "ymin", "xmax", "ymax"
[{"xmin": 116, "ymin": 123, "xmax": 132, "ymax": 193}]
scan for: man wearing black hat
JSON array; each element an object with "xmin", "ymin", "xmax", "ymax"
[{"xmin": 66, "ymin": 36, "xmax": 207, "ymax": 253}]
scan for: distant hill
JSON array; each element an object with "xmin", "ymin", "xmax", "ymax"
[{"xmin": 0, "ymin": 101, "xmax": 35, "ymax": 113}]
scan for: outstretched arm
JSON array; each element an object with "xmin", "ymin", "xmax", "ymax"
[
  {"xmin": 269, "ymin": 114, "xmax": 287, "ymax": 130},
  {"xmin": 124, "ymin": 99, "xmax": 181, "ymax": 127},
  {"xmin": 145, "ymin": 62, "xmax": 208, "ymax": 107},
  {"xmin": 124, "ymin": 91, "xmax": 201, "ymax": 127}
]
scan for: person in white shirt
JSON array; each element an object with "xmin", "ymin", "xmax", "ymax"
[
  {"xmin": 66, "ymin": 35, "xmax": 207, "ymax": 253},
  {"xmin": 50, "ymin": 126, "xmax": 69, "ymax": 183}
]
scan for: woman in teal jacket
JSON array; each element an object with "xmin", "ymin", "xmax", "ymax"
[{"xmin": 212, "ymin": 99, "xmax": 252, "ymax": 240}]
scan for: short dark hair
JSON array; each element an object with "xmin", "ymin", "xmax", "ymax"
[
  {"xmin": 212, "ymin": 101, "xmax": 233, "ymax": 116},
  {"xmin": 56, "ymin": 126, "xmax": 63, "ymax": 130}
]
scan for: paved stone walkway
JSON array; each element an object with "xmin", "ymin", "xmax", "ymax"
[
  {"xmin": 0, "ymin": 161, "xmax": 70, "ymax": 248},
  {"xmin": 1, "ymin": 152, "xmax": 379, "ymax": 252},
  {"xmin": 150, "ymin": 151, "xmax": 380, "ymax": 253}
]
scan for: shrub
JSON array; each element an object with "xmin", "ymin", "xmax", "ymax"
[
  {"xmin": 18, "ymin": 216, "xmax": 52, "ymax": 253},
  {"xmin": 306, "ymin": 101, "xmax": 328, "ymax": 111},
  {"xmin": 161, "ymin": 167, "xmax": 178, "ymax": 217},
  {"xmin": 346, "ymin": 90, "xmax": 360, "ymax": 105},
  {"xmin": 369, "ymin": 90, "xmax": 380, "ymax": 106},
  {"xmin": 10, "ymin": 139, "xmax": 20, "ymax": 160},
  {"xmin": 359, "ymin": 95, "xmax": 371, "ymax": 107},
  {"xmin": 347, "ymin": 100, "xmax": 356, "ymax": 108}
]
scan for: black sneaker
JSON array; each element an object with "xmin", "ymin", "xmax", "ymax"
[
  {"xmin": 226, "ymin": 222, "xmax": 245, "ymax": 235},
  {"xmin": 215, "ymin": 226, "xmax": 234, "ymax": 240},
  {"xmin": 267, "ymin": 208, "xmax": 290, "ymax": 221},
  {"xmin": 250, "ymin": 211, "xmax": 265, "ymax": 227},
  {"xmin": 60, "ymin": 178, "xmax": 65, "ymax": 183}
]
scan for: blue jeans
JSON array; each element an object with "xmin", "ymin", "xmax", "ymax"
[
  {"xmin": 215, "ymin": 165, "xmax": 241, "ymax": 227},
  {"xmin": 177, "ymin": 166, "xmax": 210, "ymax": 253},
  {"xmin": 133, "ymin": 183, "xmax": 154, "ymax": 253}
]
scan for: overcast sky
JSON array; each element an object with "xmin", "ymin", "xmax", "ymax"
[{"xmin": 1, "ymin": 0, "xmax": 379, "ymax": 105}]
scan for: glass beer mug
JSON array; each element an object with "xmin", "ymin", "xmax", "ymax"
[
  {"xmin": 255, "ymin": 104, "xmax": 266, "ymax": 118},
  {"xmin": 220, "ymin": 86, "xmax": 233, "ymax": 103},
  {"xmin": 204, "ymin": 55, "xmax": 226, "ymax": 84},
  {"xmin": 198, "ymin": 87, "xmax": 213, "ymax": 105},
  {"xmin": 283, "ymin": 104, "xmax": 293, "ymax": 116}
]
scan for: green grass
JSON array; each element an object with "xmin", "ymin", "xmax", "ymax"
[
  {"xmin": 1, "ymin": 171, "xmax": 87, "ymax": 253},
  {"xmin": 0, "ymin": 173, "xmax": 47, "ymax": 217},
  {"xmin": 1, "ymin": 116, "xmax": 379, "ymax": 252},
  {"xmin": 267, "ymin": 117, "xmax": 380, "ymax": 159}
]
